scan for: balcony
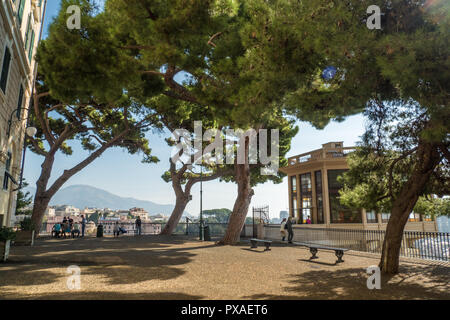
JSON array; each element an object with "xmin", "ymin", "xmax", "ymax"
[{"xmin": 287, "ymin": 142, "xmax": 355, "ymax": 166}]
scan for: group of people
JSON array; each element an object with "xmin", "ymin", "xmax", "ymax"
[
  {"xmin": 113, "ymin": 216, "xmax": 142, "ymax": 238},
  {"xmin": 280, "ymin": 216, "xmax": 313, "ymax": 243},
  {"xmin": 52, "ymin": 215, "xmax": 87, "ymax": 238},
  {"xmin": 280, "ymin": 217, "xmax": 294, "ymax": 243}
]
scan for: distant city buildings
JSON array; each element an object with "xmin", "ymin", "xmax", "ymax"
[
  {"xmin": 54, "ymin": 205, "xmax": 80, "ymax": 217},
  {"xmin": 129, "ymin": 207, "xmax": 149, "ymax": 220},
  {"xmin": 280, "ymin": 211, "xmax": 289, "ymax": 220}
]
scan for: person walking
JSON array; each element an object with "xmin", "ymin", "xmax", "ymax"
[
  {"xmin": 286, "ymin": 216, "xmax": 294, "ymax": 243},
  {"xmin": 113, "ymin": 222, "xmax": 120, "ymax": 238},
  {"xmin": 280, "ymin": 218, "xmax": 287, "ymax": 241},
  {"xmin": 81, "ymin": 215, "xmax": 87, "ymax": 237},
  {"xmin": 135, "ymin": 216, "xmax": 142, "ymax": 236}
]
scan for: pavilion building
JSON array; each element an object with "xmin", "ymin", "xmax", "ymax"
[{"xmin": 279, "ymin": 142, "xmax": 437, "ymax": 231}]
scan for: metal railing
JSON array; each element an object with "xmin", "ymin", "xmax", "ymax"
[
  {"xmin": 265, "ymin": 226, "xmax": 449, "ymax": 262},
  {"xmin": 288, "ymin": 147, "xmax": 356, "ymax": 165},
  {"xmin": 39, "ymin": 222, "xmax": 229, "ymax": 237},
  {"xmin": 172, "ymin": 222, "xmax": 229, "ymax": 236},
  {"xmin": 39, "ymin": 221, "xmax": 449, "ymax": 262}
]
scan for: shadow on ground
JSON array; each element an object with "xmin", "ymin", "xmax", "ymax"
[
  {"xmin": 0, "ymin": 235, "xmax": 212, "ymax": 289},
  {"xmin": 243, "ymin": 264, "xmax": 450, "ymax": 300},
  {"xmin": 1, "ymin": 290, "xmax": 204, "ymax": 300}
]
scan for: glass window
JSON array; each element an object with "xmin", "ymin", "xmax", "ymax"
[
  {"xmin": 17, "ymin": 0, "xmax": 25, "ymax": 26},
  {"xmin": 0, "ymin": 47, "xmax": 12, "ymax": 94},
  {"xmin": 17, "ymin": 85, "xmax": 24, "ymax": 119},
  {"xmin": 28, "ymin": 30, "xmax": 35, "ymax": 62},
  {"xmin": 315, "ymin": 171, "xmax": 324, "ymax": 224},
  {"xmin": 381, "ymin": 213, "xmax": 391, "ymax": 223},
  {"xmin": 328, "ymin": 169, "xmax": 362, "ymax": 223},
  {"xmin": 290, "ymin": 196, "xmax": 297, "ymax": 219},
  {"xmin": 24, "ymin": 14, "xmax": 32, "ymax": 50},
  {"xmin": 366, "ymin": 211, "xmax": 377, "ymax": 223},
  {"xmin": 3, "ymin": 152, "xmax": 12, "ymax": 190},
  {"xmin": 290, "ymin": 175, "xmax": 297, "ymax": 193},
  {"xmin": 300, "ymin": 173, "xmax": 312, "ymax": 224},
  {"xmin": 300, "ymin": 173, "xmax": 312, "ymax": 193}
]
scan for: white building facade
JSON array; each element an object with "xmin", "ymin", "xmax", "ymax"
[{"xmin": 0, "ymin": 0, "xmax": 47, "ymax": 226}]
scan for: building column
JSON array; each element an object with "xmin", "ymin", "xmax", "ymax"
[
  {"xmin": 296, "ymin": 174, "xmax": 301, "ymax": 223},
  {"xmin": 361, "ymin": 208, "xmax": 367, "ymax": 227},
  {"xmin": 322, "ymin": 168, "xmax": 331, "ymax": 226},
  {"xmin": 311, "ymin": 171, "xmax": 317, "ymax": 224},
  {"xmin": 377, "ymin": 212, "xmax": 382, "ymax": 230},
  {"xmin": 287, "ymin": 175, "xmax": 292, "ymax": 218}
]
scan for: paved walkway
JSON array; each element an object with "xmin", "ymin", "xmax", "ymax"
[{"xmin": 0, "ymin": 235, "xmax": 449, "ymax": 299}]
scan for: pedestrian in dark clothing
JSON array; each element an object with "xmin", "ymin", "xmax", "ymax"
[
  {"xmin": 286, "ymin": 217, "xmax": 294, "ymax": 243},
  {"xmin": 135, "ymin": 217, "xmax": 142, "ymax": 235},
  {"xmin": 81, "ymin": 215, "xmax": 87, "ymax": 237}
]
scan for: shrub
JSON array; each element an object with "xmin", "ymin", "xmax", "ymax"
[
  {"xmin": 0, "ymin": 227, "xmax": 16, "ymax": 241},
  {"xmin": 19, "ymin": 217, "xmax": 35, "ymax": 231}
]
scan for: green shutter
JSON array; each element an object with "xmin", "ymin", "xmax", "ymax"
[
  {"xmin": 17, "ymin": 85, "xmax": 24, "ymax": 119},
  {"xmin": 3, "ymin": 152, "xmax": 12, "ymax": 190},
  {"xmin": 28, "ymin": 30, "xmax": 35, "ymax": 62},
  {"xmin": 0, "ymin": 47, "xmax": 12, "ymax": 93},
  {"xmin": 24, "ymin": 14, "xmax": 31, "ymax": 49},
  {"xmin": 17, "ymin": 0, "xmax": 25, "ymax": 26}
]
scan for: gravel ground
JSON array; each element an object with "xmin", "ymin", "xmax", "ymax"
[{"xmin": 0, "ymin": 235, "xmax": 448, "ymax": 300}]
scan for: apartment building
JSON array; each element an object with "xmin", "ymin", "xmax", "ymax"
[{"xmin": 0, "ymin": 0, "xmax": 47, "ymax": 226}]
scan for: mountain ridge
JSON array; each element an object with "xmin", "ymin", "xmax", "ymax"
[{"xmin": 24, "ymin": 184, "xmax": 190, "ymax": 216}]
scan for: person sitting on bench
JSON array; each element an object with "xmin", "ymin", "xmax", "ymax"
[
  {"xmin": 71, "ymin": 222, "xmax": 81, "ymax": 238},
  {"xmin": 119, "ymin": 225, "xmax": 127, "ymax": 235},
  {"xmin": 52, "ymin": 223, "xmax": 61, "ymax": 238}
]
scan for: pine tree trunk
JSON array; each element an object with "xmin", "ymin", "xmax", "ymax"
[
  {"xmin": 379, "ymin": 141, "xmax": 441, "ymax": 274},
  {"xmin": 31, "ymin": 191, "xmax": 51, "ymax": 234},
  {"xmin": 30, "ymin": 154, "xmax": 55, "ymax": 234},
  {"xmin": 220, "ymin": 139, "xmax": 254, "ymax": 245},
  {"xmin": 160, "ymin": 196, "xmax": 189, "ymax": 235}
]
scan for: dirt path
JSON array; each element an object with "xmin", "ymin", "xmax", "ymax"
[{"xmin": 0, "ymin": 235, "xmax": 448, "ymax": 299}]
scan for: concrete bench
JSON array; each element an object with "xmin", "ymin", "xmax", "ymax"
[
  {"xmin": 250, "ymin": 238, "xmax": 272, "ymax": 251},
  {"xmin": 293, "ymin": 242, "xmax": 349, "ymax": 263}
]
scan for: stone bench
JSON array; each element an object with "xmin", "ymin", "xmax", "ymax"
[
  {"xmin": 250, "ymin": 238, "xmax": 272, "ymax": 251},
  {"xmin": 293, "ymin": 242, "xmax": 349, "ymax": 263}
]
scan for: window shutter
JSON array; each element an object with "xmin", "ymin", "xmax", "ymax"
[
  {"xmin": 17, "ymin": 0, "xmax": 25, "ymax": 26},
  {"xmin": 0, "ymin": 47, "xmax": 12, "ymax": 93},
  {"xmin": 17, "ymin": 85, "xmax": 24, "ymax": 119},
  {"xmin": 28, "ymin": 30, "xmax": 35, "ymax": 62},
  {"xmin": 24, "ymin": 14, "xmax": 31, "ymax": 49},
  {"xmin": 3, "ymin": 152, "xmax": 12, "ymax": 190}
]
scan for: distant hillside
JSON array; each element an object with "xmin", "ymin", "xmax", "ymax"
[{"xmin": 25, "ymin": 185, "xmax": 190, "ymax": 216}]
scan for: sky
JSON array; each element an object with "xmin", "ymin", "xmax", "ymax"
[{"xmin": 24, "ymin": 1, "xmax": 367, "ymax": 219}]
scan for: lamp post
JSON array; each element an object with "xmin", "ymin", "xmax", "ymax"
[
  {"xmin": 199, "ymin": 164, "xmax": 203, "ymax": 241},
  {"xmin": 187, "ymin": 164, "xmax": 204, "ymax": 241}
]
